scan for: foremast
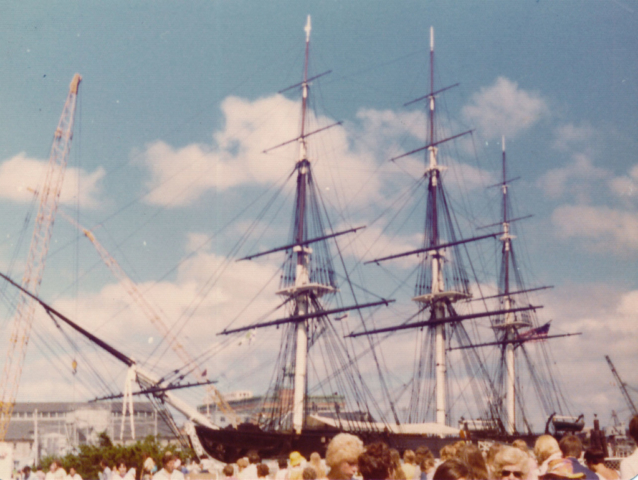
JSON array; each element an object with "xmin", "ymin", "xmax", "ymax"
[
  {"xmin": 279, "ymin": 15, "xmax": 336, "ymax": 435},
  {"xmin": 222, "ymin": 16, "xmax": 392, "ymax": 435}
]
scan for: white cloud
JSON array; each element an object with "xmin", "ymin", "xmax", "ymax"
[
  {"xmin": 552, "ymin": 204, "xmax": 638, "ymax": 252},
  {"xmin": 541, "ymin": 284, "xmax": 638, "ymax": 421},
  {"xmin": 538, "ymin": 154, "xmax": 609, "ymax": 201},
  {"xmin": 0, "ymin": 152, "xmax": 106, "ymax": 208},
  {"xmin": 462, "ymin": 77, "xmax": 549, "ymax": 140},
  {"xmin": 553, "ymin": 123, "xmax": 597, "ymax": 152},
  {"xmin": 609, "ymin": 164, "xmax": 638, "ymax": 200},
  {"xmin": 140, "ymin": 94, "xmax": 396, "ymax": 209}
]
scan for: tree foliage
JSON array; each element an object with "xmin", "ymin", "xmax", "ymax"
[{"xmin": 40, "ymin": 433, "xmax": 194, "ymax": 480}]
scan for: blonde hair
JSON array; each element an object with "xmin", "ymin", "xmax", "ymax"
[
  {"xmin": 237, "ymin": 458, "xmax": 249, "ymax": 470},
  {"xmin": 325, "ymin": 433, "xmax": 364, "ymax": 469},
  {"xmin": 309, "ymin": 452, "xmax": 326, "ymax": 478},
  {"xmin": 403, "ymin": 450, "xmax": 416, "ymax": 464},
  {"xmin": 439, "ymin": 444, "xmax": 457, "ymax": 462},
  {"xmin": 494, "ymin": 447, "xmax": 530, "ymax": 479},
  {"xmin": 512, "ymin": 439, "xmax": 529, "ymax": 454},
  {"xmin": 534, "ymin": 435, "xmax": 560, "ymax": 464}
]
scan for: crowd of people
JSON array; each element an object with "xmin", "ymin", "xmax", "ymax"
[
  {"xmin": 20, "ymin": 415, "xmax": 638, "ymax": 480},
  {"xmin": 213, "ymin": 415, "xmax": 638, "ymax": 480}
]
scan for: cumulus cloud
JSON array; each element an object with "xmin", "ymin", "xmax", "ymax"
[
  {"xmin": 0, "ymin": 153, "xmax": 106, "ymax": 208},
  {"xmin": 538, "ymin": 154, "xmax": 609, "ymax": 201},
  {"xmin": 542, "ymin": 284, "xmax": 638, "ymax": 421},
  {"xmin": 462, "ymin": 77, "xmax": 549, "ymax": 140},
  {"xmin": 553, "ymin": 123, "xmax": 598, "ymax": 152},
  {"xmin": 609, "ymin": 164, "xmax": 638, "ymax": 200},
  {"xmin": 551, "ymin": 204, "xmax": 638, "ymax": 252},
  {"xmin": 140, "ymin": 94, "xmax": 395, "ymax": 209}
]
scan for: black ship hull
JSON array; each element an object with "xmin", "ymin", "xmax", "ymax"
[
  {"xmin": 195, "ymin": 424, "xmax": 461, "ymax": 463},
  {"xmin": 194, "ymin": 424, "xmax": 539, "ymax": 463}
]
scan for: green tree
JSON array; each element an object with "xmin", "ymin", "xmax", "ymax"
[{"xmin": 44, "ymin": 434, "xmax": 193, "ymax": 480}]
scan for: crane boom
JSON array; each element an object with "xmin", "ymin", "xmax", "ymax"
[
  {"xmin": 605, "ymin": 355, "xmax": 638, "ymax": 416},
  {"xmin": 0, "ymin": 74, "xmax": 82, "ymax": 440},
  {"xmin": 59, "ymin": 212, "xmax": 237, "ymax": 427}
]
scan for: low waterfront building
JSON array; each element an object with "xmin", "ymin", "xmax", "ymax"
[{"xmin": 7, "ymin": 401, "xmax": 177, "ymax": 468}]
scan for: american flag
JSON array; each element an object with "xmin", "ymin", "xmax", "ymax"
[{"xmin": 517, "ymin": 322, "xmax": 551, "ymax": 343}]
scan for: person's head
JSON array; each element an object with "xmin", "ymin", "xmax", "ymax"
[
  {"xmin": 162, "ymin": 453, "xmax": 176, "ymax": 473},
  {"xmin": 118, "ymin": 460, "xmax": 127, "ymax": 476},
  {"xmin": 222, "ymin": 465, "xmax": 234, "ymax": 478},
  {"xmin": 534, "ymin": 435, "xmax": 561, "ymax": 464},
  {"xmin": 100, "ymin": 459, "xmax": 109, "ymax": 470},
  {"xmin": 325, "ymin": 433, "xmax": 364, "ymax": 478},
  {"xmin": 302, "ymin": 467, "xmax": 317, "ymax": 480},
  {"xmin": 403, "ymin": 450, "xmax": 416, "ymax": 465},
  {"xmin": 583, "ymin": 449, "xmax": 605, "ymax": 470},
  {"xmin": 310, "ymin": 453, "xmax": 321, "ymax": 466},
  {"xmin": 558, "ymin": 435, "xmax": 582, "ymax": 459},
  {"xmin": 512, "ymin": 440, "xmax": 529, "ymax": 455},
  {"xmin": 289, "ymin": 452, "xmax": 305, "ymax": 468},
  {"xmin": 256, "ymin": 464, "xmax": 269, "ymax": 478},
  {"xmin": 237, "ymin": 458, "xmax": 249, "ymax": 471},
  {"xmin": 49, "ymin": 461, "xmax": 59, "ymax": 472},
  {"xmin": 248, "ymin": 452, "xmax": 261, "ymax": 465},
  {"xmin": 24, "ymin": 466, "xmax": 32, "ymax": 475},
  {"xmin": 494, "ymin": 446, "xmax": 530, "ymax": 480},
  {"xmin": 541, "ymin": 458, "xmax": 585, "ymax": 480},
  {"xmin": 439, "ymin": 445, "xmax": 457, "ymax": 462},
  {"xmin": 432, "ymin": 459, "xmax": 470, "ymax": 480},
  {"xmin": 629, "ymin": 415, "xmax": 638, "ymax": 443},
  {"xmin": 278, "ymin": 458, "xmax": 288, "ymax": 470},
  {"xmin": 415, "ymin": 446, "xmax": 433, "ymax": 468},
  {"xmin": 69, "ymin": 468, "xmax": 77, "ymax": 476},
  {"xmin": 456, "ymin": 444, "xmax": 488, "ymax": 480},
  {"xmin": 357, "ymin": 442, "xmax": 392, "ymax": 480}
]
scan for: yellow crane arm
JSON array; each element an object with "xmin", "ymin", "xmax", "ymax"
[
  {"xmin": 60, "ymin": 212, "xmax": 238, "ymax": 427},
  {"xmin": 0, "ymin": 74, "xmax": 82, "ymax": 440}
]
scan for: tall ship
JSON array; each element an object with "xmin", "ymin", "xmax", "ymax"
[
  {"xmin": 189, "ymin": 20, "xmax": 584, "ymax": 460},
  {"xmin": 0, "ymin": 19, "xmax": 584, "ymax": 463}
]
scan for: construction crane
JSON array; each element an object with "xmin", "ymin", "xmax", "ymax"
[
  {"xmin": 605, "ymin": 355, "xmax": 638, "ymax": 417},
  {"xmin": 0, "ymin": 74, "xmax": 82, "ymax": 440},
  {"xmin": 59, "ymin": 212, "xmax": 238, "ymax": 427}
]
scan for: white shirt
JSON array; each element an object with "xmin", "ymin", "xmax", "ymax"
[
  {"xmin": 153, "ymin": 469, "xmax": 184, "ymax": 480},
  {"xmin": 620, "ymin": 448, "xmax": 638, "ymax": 480}
]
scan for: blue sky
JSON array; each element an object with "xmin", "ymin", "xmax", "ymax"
[{"xmin": 1, "ymin": 1, "xmax": 637, "ymax": 432}]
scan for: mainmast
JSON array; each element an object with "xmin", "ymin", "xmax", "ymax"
[{"xmin": 423, "ymin": 27, "xmax": 450, "ymax": 427}]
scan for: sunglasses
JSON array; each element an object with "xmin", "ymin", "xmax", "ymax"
[{"xmin": 502, "ymin": 469, "xmax": 524, "ymax": 479}]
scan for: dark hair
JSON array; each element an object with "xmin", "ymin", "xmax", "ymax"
[
  {"xmin": 559, "ymin": 435, "xmax": 582, "ymax": 458},
  {"xmin": 302, "ymin": 467, "xmax": 317, "ymax": 480},
  {"xmin": 457, "ymin": 444, "xmax": 488, "ymax": 480},
  {"xmin": 433, "ymin": 459, "xmax": 470, "ymax": 480},
  {"xmin": 117, "ymin": 459, "xmax": 127, "ymax": 469},
  {"xmin": 256, "ymin": 464, "xmax": 269, "ymax": 478},
  {"xmin": 630, "ymin": 415, "xmax": 638, "ymax": 443},
  {"xmin": 162, "ymin": 452, "xmax": 175, "ymax": 467},
  {"xmin": 358, "ymin": 442, "xmax": 392, "ymax": 480},
  {"xmin": 278, "ymin": 458, "xmax": 288, "ymax": 469},
  {"xmin": 584, "ymin": 448, "xmax": 605, "ymax": 466},
  {"xmin": 222, "ymin": 465, "xmax": 234, "ymax": 477},
  {"xmin": 248, "ymin": 452, "xmax": 261, "ymax": 465},
  {"xmin": 23, "ymin": 467, "xmax": 32, "ymax": 473}
]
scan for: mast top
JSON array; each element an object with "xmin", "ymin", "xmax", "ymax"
[
  {"xmin": 305, "ymin": 15, "xmax": 312, "ymax": 42},
  {"xmin": 430, "ymin": 26, "xmax": 434, "ymax": 52}
]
